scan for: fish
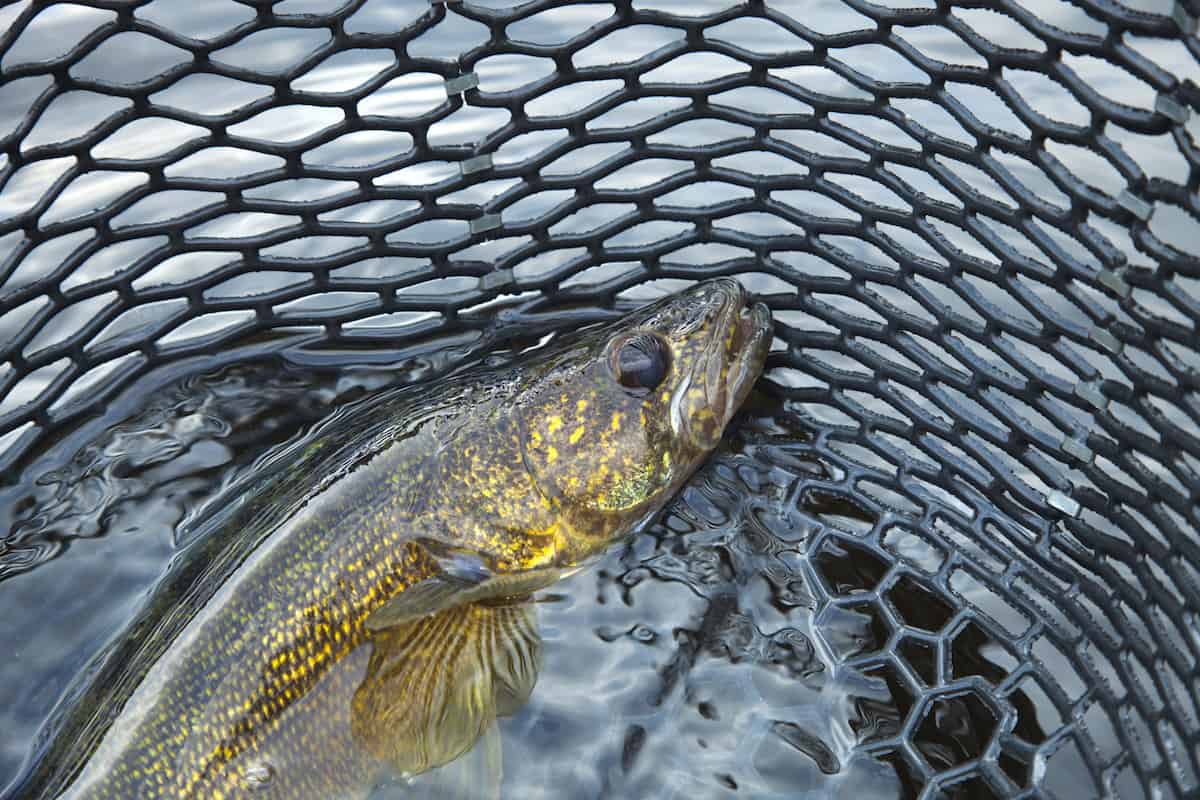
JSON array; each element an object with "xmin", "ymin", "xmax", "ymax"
[{"xmin": 13, "ymin": 278, "xmax": 771, "ymax": 800}]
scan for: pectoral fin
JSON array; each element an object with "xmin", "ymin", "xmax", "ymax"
[
  {"xmin": 365, "ymin": 544, "xmax": 495, "ymax": 632},
  {"xmin": 352, "ymin": 598, "xmax": 541, "ymax": 780},
  {"xmin": 365, "ymin": 577, "xmax": 469, "ymax": 631},
  {"xmin": 366, "ymin": 541, "xmax": 569, "ymax": 633}
]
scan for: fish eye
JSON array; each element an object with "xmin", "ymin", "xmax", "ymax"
[{"xmin": 610, "ymin": 332, "xmax": 671, "ymax": 394}]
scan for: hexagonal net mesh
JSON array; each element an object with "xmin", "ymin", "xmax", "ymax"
[{"xmin": 0, "ymin": 0, "xmax": 1198, "ymax": 797}]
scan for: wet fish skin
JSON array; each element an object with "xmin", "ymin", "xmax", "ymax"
[{"xmin": 27, "ymin": 279, "xmax": 770, "ymax": 800}]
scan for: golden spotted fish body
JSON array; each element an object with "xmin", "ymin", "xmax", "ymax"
[{"xmin": 17, "ymin": 279, "xmax": 771, "ymax": 800}]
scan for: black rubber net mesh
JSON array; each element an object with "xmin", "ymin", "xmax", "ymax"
[{"xmin": 1, "ymin": 0, "xmax": 1199, "ymax": 798}]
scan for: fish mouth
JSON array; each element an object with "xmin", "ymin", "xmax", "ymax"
[
  {"xmin": 687, "ymin": 279, "xmax": 772, "ymax": 449},
  {"xmin": 724, "ymin": 300, "xmax": 772, "ymax": 421}
]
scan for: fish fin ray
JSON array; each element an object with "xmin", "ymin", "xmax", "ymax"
[
  {"xmin": 352, "ymin": 599, "xmax": 540, "ymax": 782},
  {"xmin": 415, "ymin": 721, "xmax": 503, "ymax": 800}
]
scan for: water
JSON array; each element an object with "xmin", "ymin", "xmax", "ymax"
[{"xmin": 0, "ymin": 344, "xmax": 1018, "ymax": 798}]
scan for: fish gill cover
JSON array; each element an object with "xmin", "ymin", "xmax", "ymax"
[{"xmin": 0, "ymin": 0, "xmax": 1197, "ymax": 798}]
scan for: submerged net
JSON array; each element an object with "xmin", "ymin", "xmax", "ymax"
[{"xmin": 1, "ymin": 0, "xmax": 1199, "ymax": 797}]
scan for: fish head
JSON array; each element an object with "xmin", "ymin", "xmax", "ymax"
[{"xmin": 516, "ymin": 278, "xmax": 772, "ymax": 562}]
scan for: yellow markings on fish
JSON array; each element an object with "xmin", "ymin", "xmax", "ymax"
[
  {"xmin": 547, "ymin": 416, "xmax": 563, "ymax": 434},
  {"xmin": 569, "ymin": 425, "xmax": 585, "ymax": 444},
  {"xmin": 547, "ymin": 446, "xmax": 559, "ymax": 463},
  {"xmin": 611, "ymin": 412, "xmax": 622, "ymax": 431}
]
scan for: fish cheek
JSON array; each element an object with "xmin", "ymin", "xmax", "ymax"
[{"xmin": 519, "ymin": 373, "xmax": 668, "ymax": 518}]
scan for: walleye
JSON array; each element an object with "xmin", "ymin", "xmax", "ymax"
[{"xmin": 17, "ymin": 279, "xmax": 771, "ymax": 800}]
